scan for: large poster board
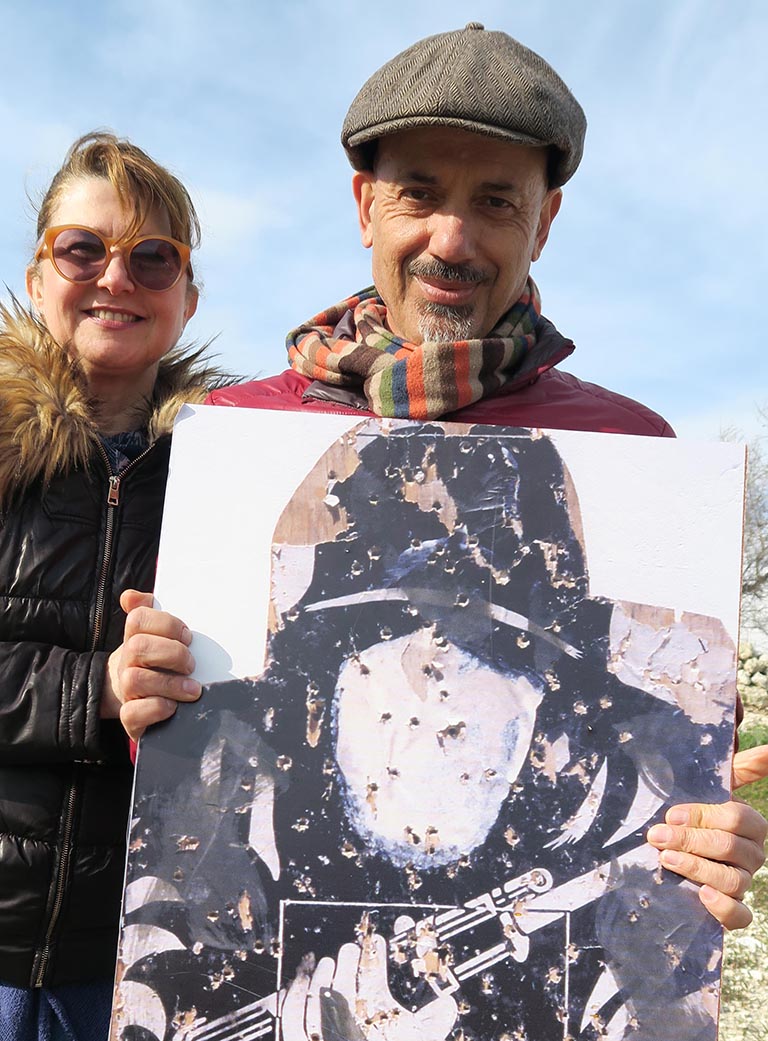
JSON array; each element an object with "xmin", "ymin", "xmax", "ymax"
[{"xmin": 111, "ymin": 408, "xmax": 745, "ymax": 1041}]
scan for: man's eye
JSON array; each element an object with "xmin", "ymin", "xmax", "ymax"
[
  {"xmin": 485, "ymin": 196, "xmax": 512, "ymax": 209},
  {"xmin": 402, "ymin": 188, "xmax": 433, "ymax": 202}
]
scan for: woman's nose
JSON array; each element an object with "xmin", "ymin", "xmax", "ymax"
[{"xmin": 96, "ymin": 250, "xmax": 135, "ymax": 294}]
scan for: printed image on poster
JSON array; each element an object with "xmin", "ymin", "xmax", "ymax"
[{"xmin": 111, "ymin": 411, "xmax": 745, "ymax": 1041}]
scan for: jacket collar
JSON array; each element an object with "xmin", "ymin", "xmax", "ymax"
[{"xmin": 0, "ymin": 298, "xmax": 231, "ymax": 499}]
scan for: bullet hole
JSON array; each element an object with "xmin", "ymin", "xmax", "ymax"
[
  {"xmin": 234, "ymin": 950, "xmax": 247, "ymax": 961},
  {"xmin": 618, "ymin": 732, "xmax": 632, "ymax": 744},
  {"xmin": 404, "ymin": 826, "xmax": 421, "ymax": 845},
  {"xmin": 627, "ymin": 910, "xmax": 639, "ymax": 923},
  {"xmin": 460, "ymin": 772, "xmax": 470, "ymax": 783},
  {"xmin": 240, "ymin": 780, "xmax": 253, "ymax": 792},
  {"xmin": 323, "ymin": 758, "xmax": 335, "ymax": 775},
  {"xmin": 404, "ymin": 863, "xmax": 422, "ymax": 891},
  {"xmin": 459, "ymin": 441, "xmax": 473, "ymax": 453},
  {"xmin": 700, "ymin": 733, "xmax": 713, "ymax": 746},
  {"xmin": 573, "ymin": 701, "xmax": 587, "ymax": 715},
  {"xmin": 173, "ymin": 868, "xmax": 185, "ymax": 882},
  {"xmin": 350, "ymin": 560, "xmax": 364, "ymax": 576},
  {"xmin": 410, "ymin": 538, "xmax": 422, "ymax": 549},
  {"xmin": 439, "ymin": 689, "xmax": 450, "ymax": 700},
  {"xmin": 467, "ymin": 534, "xmax": 479, "ymax": 548},
  {"xmin": 286, "ymin": 607, "xmax": 300, "ymax": 621},
  {"xmin": 443, "ymin": 562, "xmax": 456, "ymax": 574},
  {"xmin": 409, "ymin": 716, "xmax": 421, "ymax": 728},
  {"xmin": 341, "ymin": 841, "xmax": 358, "ymax": 859},
  {"xmin": 368, "ymin": 545, "xmax": 382, "ymax": 560},
  {"xmin": 369, "ymin": 495, "xmax": 379, "ymax": 506},
  {"xmin": 192, "ymin": 942, "xmax": 203, "ymax": 955},
  {"xmin": 516, "ymin": 634, "xmax": 530, "ymax": 649},
  {"xmin": 254, "ymin": 940, "xmax": 265, "ymax": 954},
  {"xmin": 387, "ymin": 766, "xmax": 400, "ymax": 778},
  {"xmin": 380, "ymin": 627, "xmax": 393, "ymax": 640},
  {"xmin": 504, "ymin": 827, "xmax": 520, "ymax": 848},
  {"xmin": 539, "ymin": 672, "xmax": 558, "ymax": 694},
  {"xmin": 484, "ymin": 768, "xmax": 497, "ymax": 779},
  {"xmin": 270, "ymin": 939, "xmax": 282, "ymax": 957},
  {"xmin": 599, "ymin": 696, "xmax": 612, "ymax": 709},
  {"xmin": 293, "ymin": 818, "xmax": 310, "ymax": 832},
  {"xmin": 277, "ymin": 755, "xmax": 293, "ymax": 771},
  {"xmin": 639, "ymin": 895, "xmax": 650, "ymax": 909},
  {"xmin": 176, "ymin": 836, "xmax": 200, "ymax": 852},
  {"xmin": 206, "ymin": 910, "xmax": 220, "ymax": 923},
  {"xmin": 437, "ymin": 721, "xmax": 466, "ymax": 749},
  {"xmin": 455, "ymin": 593, "xmax": 469, "ymax": 608},
  {"xmin": 380, "ymin": 712, "xmax": 392, "ymax": 723},
  {"xmin": 434, "ymin": 633, "xmax": 449, "ymax": 648}
]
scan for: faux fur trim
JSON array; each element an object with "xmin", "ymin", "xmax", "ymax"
[{"xmin": 0, "ymin": 297, "xmax": 234, "ymax": 500}]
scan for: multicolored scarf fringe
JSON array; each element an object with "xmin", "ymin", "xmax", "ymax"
[{"xmin": 286, "ymin": 278, "xmax": 542, "ymax": 420}]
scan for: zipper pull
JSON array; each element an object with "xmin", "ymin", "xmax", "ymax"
[{"xmin": 107, "ymin": 475, "xmax": 121, "ymax": 506}]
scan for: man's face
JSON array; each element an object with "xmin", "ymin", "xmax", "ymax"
[{"xmin": 353, "ymin": 127, "xmax": 562, "ymax": 344}]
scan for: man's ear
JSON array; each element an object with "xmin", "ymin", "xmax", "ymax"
[
  {"xmin": 26, "ymin": 266, "xmax": 43, "ymax": 312},
  {"xmin": 532, "ymin": 188, "xmax": 563, "ymax": 262},
  {"xmin": 352, "ymin": 171, "xmax": 376, "ymax": 249}
]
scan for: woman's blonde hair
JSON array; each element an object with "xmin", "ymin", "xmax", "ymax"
[{"xmin": 34, "ymin": 131, "xmax": 200, "ymax": 282}]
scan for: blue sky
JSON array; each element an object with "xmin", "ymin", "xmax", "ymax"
[{"xmin": 2, "ymin": 0, "xmax": 766, "ymax": 438}]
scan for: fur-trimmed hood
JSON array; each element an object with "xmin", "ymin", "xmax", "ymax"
[{"xmin": 0, "ymin": 298, "xmax": 233, "ymax": 500}]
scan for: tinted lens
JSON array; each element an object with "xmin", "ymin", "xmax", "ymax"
[
  {"xmin": 129, "ymin": 239, "xmax": 183, "ymax": 290},
  {"xmin": 51, "ymin": 228, "xmax": 107, "ymax": 282}
]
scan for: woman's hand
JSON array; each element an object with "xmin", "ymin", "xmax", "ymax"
[
  {"xmin": 647, "ymin": 744, "xmax": 768, "ymax": 930},
  {"xmin": 103, "ymin": 589, "xmax": 202, "ymax": 741}
]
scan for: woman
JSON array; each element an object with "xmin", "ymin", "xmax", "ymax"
[{"xmin": 0, "ymin": 132, "xmax": 229, "ymax": 1040}]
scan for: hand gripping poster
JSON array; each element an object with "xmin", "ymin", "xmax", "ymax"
[{"xmin": 111, "ymin": 408, "xmax": 746, "ymax": 1041}]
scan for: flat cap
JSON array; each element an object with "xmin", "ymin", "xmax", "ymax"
[{"xmin": 342, "ymin": 23, "xmax": 586, "ymax": 186}]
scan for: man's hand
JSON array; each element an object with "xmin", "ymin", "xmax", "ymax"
[
  {"xmin": 647, "ymin": 744, "xmax": 768, "ymax": 930},
  {"xmin": 103, "ymin": 589, "xmax": 202, "ymax": 742}
]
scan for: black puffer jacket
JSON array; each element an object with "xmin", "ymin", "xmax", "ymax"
[{"xmin": 0, "ymin": 302, "xmax": 228, "ymax": 987}]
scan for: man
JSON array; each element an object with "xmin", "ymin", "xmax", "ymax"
[{"xmin": 112, "ymin": 22, "xmax": 765, "ymax": 949}]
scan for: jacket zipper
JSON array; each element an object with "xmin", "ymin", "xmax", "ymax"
[
  {"xmin": 31, "ymin": 441, "xmax": 154, "ymax": 986},
  {"xmin": 31, "ymin": 777, "xmax": 79, "ymax": 986}
]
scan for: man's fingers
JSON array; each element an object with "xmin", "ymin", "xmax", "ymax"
[
  {"xmin": 662, "ymin": 801, "xmax": 768, "ymax": 850},
  {"xmin": 733, "ymin": 743, "xmax": 768, "ymax": 790},
  {"xmin": 651, "ymin": 845, "xmax": 752, "ymax": 901},
  {"xmin": 120, "ymin": 697, "xmax": 177, "ymax": 743},
  {"xmin": 699, "ymin": 886, "xmax": 754, "ymax": 931}
]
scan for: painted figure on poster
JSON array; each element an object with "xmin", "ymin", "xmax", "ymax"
[{"xmin": 115, "ymin": 423, "xmax": 733, "ymax": 1041}]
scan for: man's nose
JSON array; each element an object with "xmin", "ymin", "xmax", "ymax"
[
  {"xmin": 96, "ymin": 250, "xmax": 135, "ymax": 295},
  {"xmin": 427, "ymin": 211, "xmax": 476, "ymax": 265}
]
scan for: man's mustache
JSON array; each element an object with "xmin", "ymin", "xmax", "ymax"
[{"xmin": 408, "ymin": 260, "xmax": 488, "ymax": 284}]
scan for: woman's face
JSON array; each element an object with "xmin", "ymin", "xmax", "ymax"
[
  {"xmin": 26, "ymin": 176, "xmax": 198, "ymax": 389},
  {"xmin": 334, "ymin": 628, "xmax": 544, "ymax": 867}
]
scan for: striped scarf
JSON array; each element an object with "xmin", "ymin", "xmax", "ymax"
[{"xmin": 286, "ymin": 278, "xmax": 541, "ymax": 420}]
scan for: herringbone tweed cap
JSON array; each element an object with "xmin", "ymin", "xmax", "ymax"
[{"xmin": 342, "ymin": 23, "xmax": 586, "ymax": 186}]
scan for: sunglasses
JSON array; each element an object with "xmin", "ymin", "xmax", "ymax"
[{"xmin": 34, "ymin": 225, "xmax": 192, "ymax": 292}]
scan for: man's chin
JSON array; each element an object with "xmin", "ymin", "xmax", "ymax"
[{"xmin": 416, "ymin": 305, "xmax": 477, "ymax": 344}]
